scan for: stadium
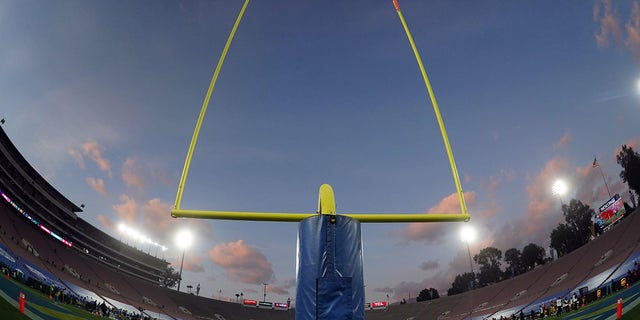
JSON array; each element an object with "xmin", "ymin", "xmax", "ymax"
[
  {"xmin": 2, "ymin": 1, "xmax": 640, "ymax": 319},
  {"xmin": 1, "ymin": 122, "xmax": 640, "ymax": 320}
]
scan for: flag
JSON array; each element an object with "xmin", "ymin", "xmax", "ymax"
[{"xmin": 593, "ymin": 157, "xmax": 599, "ymax": 168}]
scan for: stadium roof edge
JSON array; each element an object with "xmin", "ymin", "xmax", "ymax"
[{"xmin": 0, "ymin": 126, "xmax": 82, "ymax": 217}]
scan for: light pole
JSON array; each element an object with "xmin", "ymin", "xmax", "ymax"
[
  {"xmin": 592, "ymin": 158, "xmax": 612, "ymax": 198},
  {"xmin": 175, "ymin": 229, "xmax": 193, "ymax": 292},
  {"xmin": 263, "ymin": 283, "xmax": 268, "ymax": 302},
  {"xmin": 460, "ymin": 224, "xmax": 476, "ymax": 290}
]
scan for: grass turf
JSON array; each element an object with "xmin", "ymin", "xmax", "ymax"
[{"xmin": 0, "ymin": 294, "xmax": 30, "ymax": 319}]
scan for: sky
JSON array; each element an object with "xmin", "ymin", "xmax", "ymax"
[{"xmin": 1, "ymin": 0, "xmax": 639, "ymax": 305}]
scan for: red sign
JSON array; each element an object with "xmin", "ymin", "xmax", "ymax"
[
  {"xmin": 243, "ymin": 299, "xmax": 257, "ymax": 306},
  {"xmin": 371, "ymin": 301, "xmax": 387, "ymax": 310}
]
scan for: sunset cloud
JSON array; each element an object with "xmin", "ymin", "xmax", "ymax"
[
  {"xmin": 113, "ymin": 194, "xmax": 137, "ymax": 223},
  {"xmin": 522, "ymin": 156, "xmax": 569, "ymax": 243},
  {"xmin": 268, "ymin": 279, "xmax": 296, "ymax": 295},
  {"xmin": 575, "ymin": 161, "xmax": 611, "ymax": 206},
  {"xmin": 86, "ymin": 177, "xmax": 108, "ymax": 197},
  {"xmin": 626, "ymin": 2, "xmax": 640, "ymax": 60},
  {"xmin": 392, "ymin": 191, "xmax": 477, "ymax": 244},
  {"xmin": 594, "ymin": 0, "xmax": 623, "ymax": 47},
  {"xmin": 552, "ymin": 132, "xmax": 571, "ymax": 150},
  {"xmin": 181, "ymin": 254, "xmax": 205, "ymax": 273},
  {"xmin": 97, "ymin": 214, "xmax": 113, "ymax": 230},
  {"xmin": 68, "ymin": 148, "xmax": 84, "ymax": 168},
  {"xmin": 122, "ymin": 157, "xmax": 146, "ymax": 192},
  {"xmin": 594, "ymin": 0, "xmax": 640, "ymax": 60},
  {"xmin": 614, "ymin": 138, "xmax": 640, "ymax": 159},
  {"xmin": 82, "ymin": 141, "xmax": 112, "ymax": 177},
  {"xmin": 141, "ymin": 198, "xmax": 173, "ymax": 232},
  {"xmin": 209, "ymin": 240, "xmax": 275, "ymax": 285}
]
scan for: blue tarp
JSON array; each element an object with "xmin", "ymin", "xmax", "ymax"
[
  {"xmin": 0, "ymin": 241, "xmax": 18, "ymax": 270},
  {"xmin": 20, "ymin": 258, "xmax": 65, "ymax": 289},
  {"xmin": 296, "ymin": 215, "xmax": 364, "ymax": 320}
]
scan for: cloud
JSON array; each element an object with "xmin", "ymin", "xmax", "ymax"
[
  {"xmin": 594, "ymin": 0, "xmax": 640, "ymax": 60},
  {"xmin": 373, "ymin": 287, "xmax": 394, "ymax": 294},
  {"xmin": 482, "ymin": 169, "xmax": 515, "ymax": 193},
  {"xmin": 574, "ymin": 161, "xmax": 611, "ymax": 206},
  {"xmin": 141, "ymin": 198, "xmax": 174, "ymax": 232},
  {"xmin": 390, "ymin": 236, "xmax": 495, "ymax": 300},
  {"xmin": 392, "ymin": 191, "xmax": 477, "ymax": 244},
  {"xmin": 182, "ymin": 255, "xmax": 205, "ymax": 273},
  {"xmin": 97, "ymin": 214, "xmax": 113, "ymax": 230},
  {"xmin": 113, "ymin": 194, "xmax": 138, "ymax": 223},
  {"xmin": 68, "ymin": 148, "xmax": 84, "ymax": 168},
  {"xmin": 594, "ymin": 0, "xmax": 623, "ymax": 48},
  {"xmin": 522, "ymin": 157, "xmax": 569, "ymax": 243},
  {"xmin": 419, "ymin": 260, "xmax": 440, "ymax": 271},
  {"xmin": 122, "ymin": 158, "xmax": 146, "ymax": 192},
  {"xmin": 626, "ymin": 2, "xmax": 640, "ymax": 60},
  {"xmin": 86, "ymin": 177, "xmax": 108, "ymax": 197},
  {"xmin": 614, "ymin": 138, "xmax": 640, "ymax": 159},
  {"xmin": 82, "ymin": 141, "xmax": 112, "ymax": 177},
  {"xmin": 552, "ymin": 132, "xmax": 571, "ymax": 150},
  {"xmin": 208, "ymin": 240, "xmax": 275, "ymax": 285},
  {"xmin": 268, "ymin": 279, "xmax": 296, "ymax": 296}
]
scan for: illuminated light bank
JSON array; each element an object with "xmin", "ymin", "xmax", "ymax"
[{"xmin": 0, "ymin": 189, "xmax": 73, "ymax": 248}]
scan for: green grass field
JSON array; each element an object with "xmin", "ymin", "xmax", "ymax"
[
  {"xmin": 0, "ymin": 277, "xmax": 107, "ymax": 320},
  {"xmin": 0, "ymin": 295, "xmax": 30, "ymax": 319}
]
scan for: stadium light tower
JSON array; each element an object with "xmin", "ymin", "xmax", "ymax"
[
  {"xmin": 552, "ymin": 179, "xmax": 568, "ymax": 207},
  {"xmin": 460, "ymin": 224, "xmax": 476, "ymax": 289},
  {"xmin": 175, "ymin": 229, "xmax": 193, "ymax": 292},
  {"xmin": 263, "ymin": 283, "xmax": 268, "ymax": 302}
]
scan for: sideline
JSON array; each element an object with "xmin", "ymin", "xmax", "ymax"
[{"xmin": 0, "ymin": 279, "xmax": 46, "ymax": 320}]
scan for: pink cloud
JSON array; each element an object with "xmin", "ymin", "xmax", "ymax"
[
  {"xmin": 208, "ymin": 240, "xmax": 275, "ymax": 285},
  {"xmin": 614, "ymin": 139, "xmax": 640, "ymax": 160},
  {"xmin": 113, "ymin": 194, "xmax": 137, "ymax": 223},
  {"xmin": 68, "ymin": 148, "xmax": 84, "ymax": 168},
  {"xmin": 552, "ymin": 132, "xmax": 571, "ymax": 150},
  {"xmin": 268, "ymin": 279, "xmax": 296, "ymax": 295},
  {"xmin": 522, "ymin": 157, "xmax": 568, "ymax": 241},
  {"xmin": 181, "ymin": 254, "xmax": 205, "ymax": 273},
  {"xmin": 594, "ymin": 0, "xmax": 623, "ymax": 47},
  {"xmin": 86, "ymin": 177, "xmax": 108, "ymax": 197},
  {"xmin": 141, "ymin": 198, "xmax": 174, "ymax": 232},
  {"xmin": 82, "ymin": 141, "xmax": 112, "ymax": 177},
  {"xmin": 429, "ymin": 191, "xmax": 476, "ymax": 214},
  {"xmin": 97, "ymin": 214, "xmax": 113, "ymax": 230},
  {"xmin": 122, "ymin": 158, "xmax": 146, "ymax": 192},
  {"xmin": 574, "ymin": 160, "xmax": 615, "ymax": 206},
  {"xmin": 148, "ymin": 164, "xmax": 175, "ymax": 187},
  {"xmin": 481, "ymin": 169, "xmax": 515, "ymax": 193},
  {"xmin": 626, "ymin": 2, "xmax": 640, "ymax": 61},
  {"xmin": 393, "ymin": 191, "xmax": 477, "ymax": 244}
]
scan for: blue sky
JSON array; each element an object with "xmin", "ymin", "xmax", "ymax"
[{"xmin": 1, "ymin": 0, "xmax": 639, "ymax": 304}]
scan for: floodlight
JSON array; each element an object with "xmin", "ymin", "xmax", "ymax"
[
  {"xmin": 552, "ymin": 179, "xmax": 567, "ymax": 197},
  {"xmin": 175, "ymin": 229, "xmax": 193, "ymax": 250},
  {"xmin": 460, "ymin": 224, "xmax": 476, "ymax": 244}
]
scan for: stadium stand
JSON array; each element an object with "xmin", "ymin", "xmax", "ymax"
[
  {"xmin": 364, "ymin": 206, "xmax": 640, "ymax": 320},
  {"xmin": 1, "ymin": 123, "xmax": 640, "ymax": 320}
]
